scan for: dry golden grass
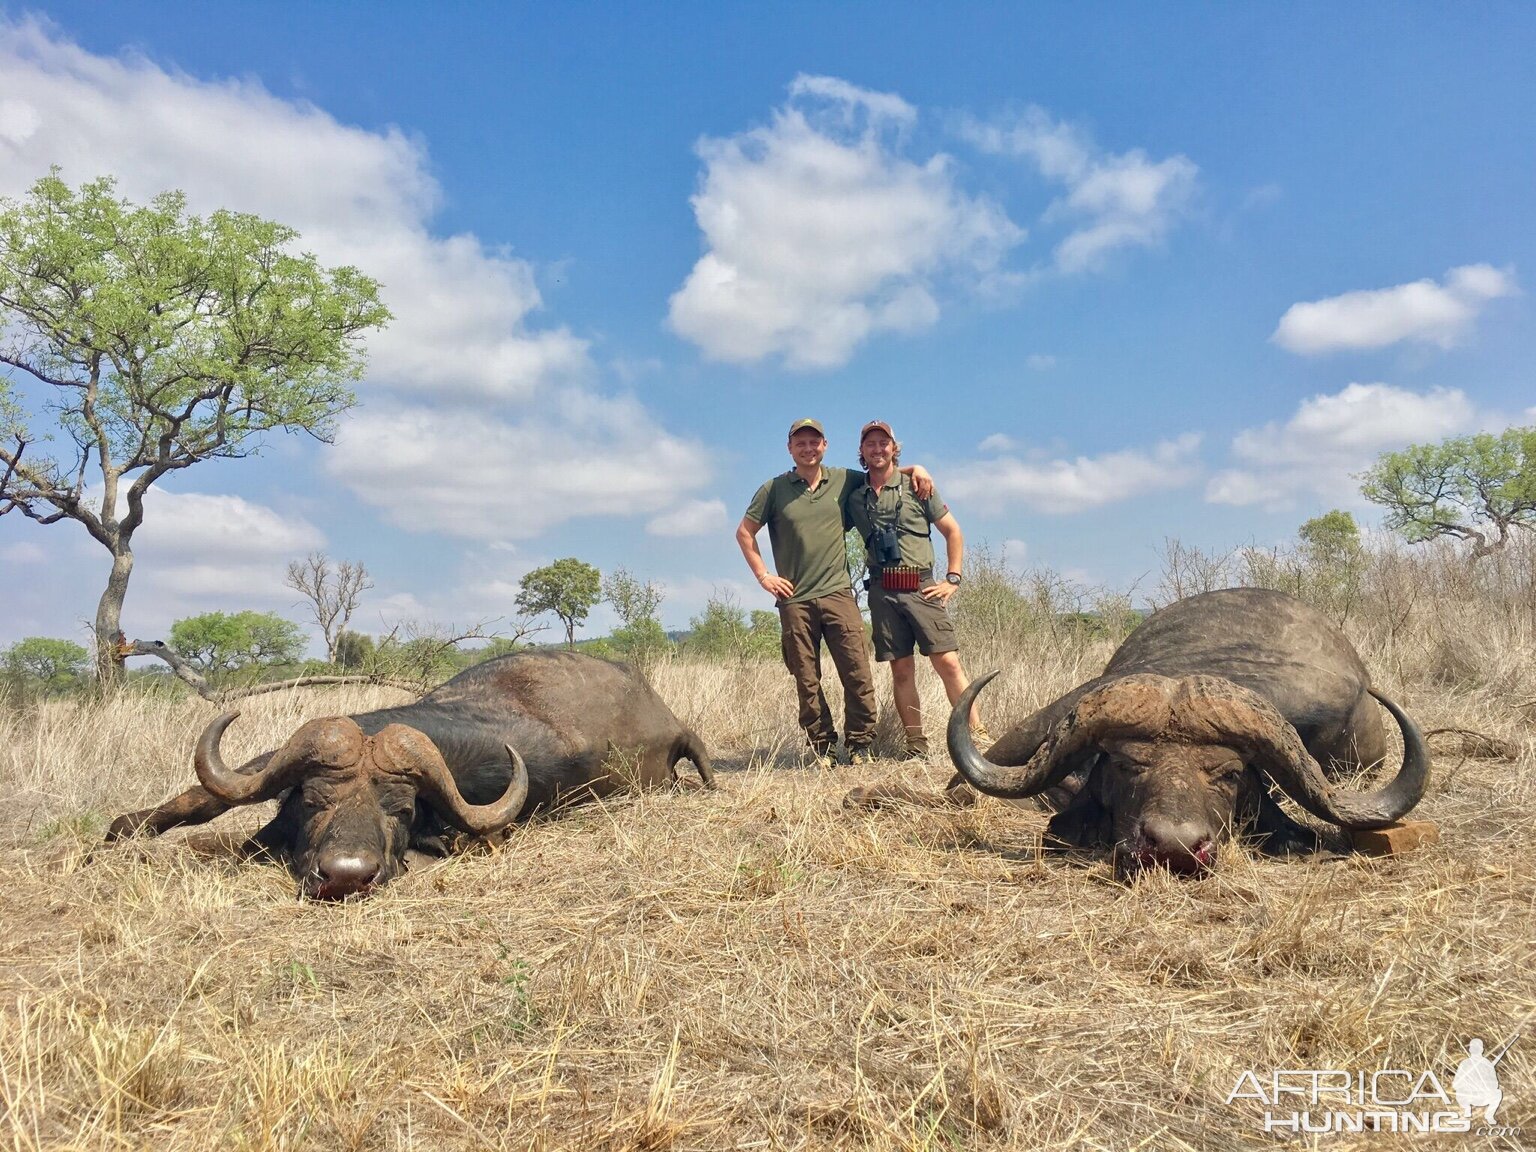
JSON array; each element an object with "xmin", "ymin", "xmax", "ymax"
[{"xmin": 2, "ymin": 609, "xmax": 1533, "ymax": 1150}]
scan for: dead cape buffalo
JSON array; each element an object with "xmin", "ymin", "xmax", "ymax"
[
  {"xmin": 107, "ymin": 651, "xmax": 714, "ymax": 899},
  {"xmin": 935, "ymin": 588, "xmax": 1427, "ymax": 876}
]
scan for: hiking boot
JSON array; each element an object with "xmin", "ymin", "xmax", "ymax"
[
  {"xmin": 846, "ymin": 744, "xmax": 878, "ymax": 766},
  {"xmin": 804, "ymin": 744, "xmax": 837, "ymax": 770},
  {"xmin": 902, "ymin": 726, "xmax": 930, "ymax": 762},
  {"xmin": 971, "ymin": 722, "xmax": 995, "ymax": 749}
]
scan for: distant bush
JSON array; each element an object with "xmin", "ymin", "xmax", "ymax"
[
  {"xmin": 2, "ymin": 636, "xmax": 92, "ymax": 701},
  {"xmin": 603, "ymin": 568, "xmax": 672, "ymax": 669},
  {"xmin": 684, "ymin": 592, "xmax": 778, "ymax": 660},
  {"xmin": 334, "ymin": 629, "xmax": 375, "ymax": 670},
  {"xmin": 951, "ymin": 544, "xmax": 1138, "ymax": 662}
]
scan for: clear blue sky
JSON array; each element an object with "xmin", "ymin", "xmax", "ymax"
[{"xmin": 1, "ymin": 3, "xmax": 1531, "ymax": 648}]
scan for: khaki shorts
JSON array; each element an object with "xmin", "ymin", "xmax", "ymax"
[{"xmin": 868, "ymin": 581, "xmax": 958, "ymax": 661}]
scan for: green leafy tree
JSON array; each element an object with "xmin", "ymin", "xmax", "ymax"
[
  {"xmin": 844, "ymin": 528, "xmax": 869, "ymax": 607},
  {"xmin": 333, "ymin": 629, "xmax": 375, "ymax": 670},
  {"xmin": 1297, "ymin": 509, "xmax": 1365, "ymax": 623},
  {"xmin": 687, "ymin": 592, "xmax": 779, "ymax": 659},
  {"xmin": 168, "ymin": 611, "xmax": 306, "ymax": 674},
  {"xmin": 603, "ymin": 567, "xmax": 663, "ymax": 628},
  {"xmin": 516, "ymin": 558, "xmax": 602, "ymax": 649},
  {"xmin": 375, "ymin": 635, "xmax": 463, "ymax": 682},
  {"xmin": 3, "ymin": 636, "xmax": 91, "ymax": 688},
  {"xmin": 603, "ymin": 567, "xmax": 671, "ymax": 666},
  {"xmin": 1361, "ymin": 427, "xmax": 1536, "ymax": 559},
  {"xmin": 0, "ymin": 172, "xmax": 391, "ymax": 686},
  {"xmin": 748, "ymin": 609, "xmax": 781, "ymax": 652},
  {"xmin": 1298, "ymin": 509, "xmax": 1362, "ymax": 567},
  {"xmin": 609, "ymin": 618, "xmax": 672, "ymax": 666},
  {"xmin": 471, "ymin": 637, "xmax": 525, "ymax": 665}
]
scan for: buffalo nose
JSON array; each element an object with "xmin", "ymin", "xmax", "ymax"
[
  {"xmin": 313, "ymin": 853, "xmax": 381, "ymax": 898},
  {"xmin": 1139, "ymin": 818, "xmax": 1215, "ymax": 872}
]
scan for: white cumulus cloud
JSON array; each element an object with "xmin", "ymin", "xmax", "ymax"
[
  {"xmin": 647, "ymin": 499, "xmax": 727, "ymax": 538},
  {"xmin": 1205, "ymin": 383, "xmax": 1479, "ymax": 509},
  {"xmin": 328, "ymin": 394, "xmax": 712, "ymax": 541},
  {"xmin": 119, "ymin": 490, "xmax": 326, "ymax": 616},
  {"xmin": 1272, "ymin": 264, "xmax": 1518, "ymax": 355},
  {"xmin": 964, "ymin": 106, "xmax": 1198, "ymax": 274},
  {"xmin": 668, "ymin": 74, "xmax": 1022, "ymax": 369},
  {"xmin": 0, "ymin": 17, "xmax": 589, "ymax": 402},
  {"xmin": 946, "ymin": 433, "xmax": 1202, "ymax": 514},
  {"xmin": 0, "ymin": 18, "xmax": 711, "ymax": 536}
]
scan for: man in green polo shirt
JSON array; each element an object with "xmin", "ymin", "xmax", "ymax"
[
  {"xmin": 845, "ymin": 420, "xmax": 988, "ymax": 763},
  {"xmin": 736, "ymin": 418, "xmax": 933, "ymax": 765}
]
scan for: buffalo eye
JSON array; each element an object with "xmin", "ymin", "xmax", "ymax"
[
  {"xmin": 1215, "ymin": 760, "xmax": 1245, "ymax": 783},
  {"xmin": 381, "ymin": 791, "xmax": 417, "ymax": 822}
]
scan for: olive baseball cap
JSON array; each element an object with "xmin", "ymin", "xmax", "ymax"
[
  {"xmin": 859, "ymin": 420, "xmax": 895, "ymax": 441},
  {"xmin": 787, "ymin": 418, "xmax": 826, "ymax": 438}
]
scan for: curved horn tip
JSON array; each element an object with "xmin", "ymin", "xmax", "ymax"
[
  {"xmin": 1259, "ymin": 686, "xmax": 1432, "ymax": 829},
  {"xmin": 972, "ymin": 669, "xmax": 1003, "ymax": 692},
  {"xmin": 194, "ymin": 710, "xmax": 259, "ymax": 803},
  {"xmin": 504, "ymin": 743, "xmax": 528, "ymax": 780}
]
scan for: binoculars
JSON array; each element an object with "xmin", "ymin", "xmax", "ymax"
[{"xmin": 869, "ymin": 526, "xmax": 903, "ymax": 568}]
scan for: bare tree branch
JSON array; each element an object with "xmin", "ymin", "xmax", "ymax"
[
  {"xmin": 117, "ymin": 634, "xmax": 423, "ymax": 703},
  {"xmin": 285, "ymin": 551, "xmax": 374, "ymax": 663}
]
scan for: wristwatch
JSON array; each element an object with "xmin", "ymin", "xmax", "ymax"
[{"xmin": 945, "ymin": 572, "xmax": 962, "ymax": 586}]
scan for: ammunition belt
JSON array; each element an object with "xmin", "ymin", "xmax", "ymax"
[{"xmin": 876, "ymin": 566, "xmax": 928, "ymax": 592}]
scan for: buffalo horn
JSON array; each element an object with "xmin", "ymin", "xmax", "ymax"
[
  {"xmin": 950, "ymin": 672, "xmax": 1111, "ymax": 797},
  {"xmin": 1246, "ymin": 688, "xmax": 1431, "ymax": 829},
  {"xmin": 404, "ymin": 733, "xmax": 529, "ymax": 835},
  {"xmin": 194, "ymin": 711, "xmax": 311, "ymax": 804}
]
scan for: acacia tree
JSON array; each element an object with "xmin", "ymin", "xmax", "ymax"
[
  {"xmin": 516, "ymin": 558, "xmax": 601, "ymax": 649},
  {"xmin": 167, "ymin": 610, "xmax": 306, "ymax": 675},
  {"xmin": 3, "ymin": 636, "xmax": 90, "ymax": 689},
  {"xmin": 1361, "ymin": 427, "xmax": 1536, "ymax": 560},
  {"xmin": 285, "ymin": 551, "xmax": 373, "ymax": 664},
  {"xmin": 0, "ymin": 172, "xmax": 390, "ymax": 685}
]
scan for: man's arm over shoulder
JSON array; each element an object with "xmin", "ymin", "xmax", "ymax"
[
  {"xmin": 837, "ymin": 468, "xmax": 868, "ymax": 529},
  {"xmin": 919, "ymin": 485, "xmax": 949, "ymax": 525},
  {"xmin": 899, "ymin": 463, "xmax": 934, "ymax": 499}
]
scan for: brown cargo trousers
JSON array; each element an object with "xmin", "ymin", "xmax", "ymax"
[{"xmin": 777, "ymin": 588, "xmax": 878, "ymax": 753}]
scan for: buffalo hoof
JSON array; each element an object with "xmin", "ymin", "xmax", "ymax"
[{"xmin": 844, "ymin": 784, "xmax": 928, "ymax": 809}]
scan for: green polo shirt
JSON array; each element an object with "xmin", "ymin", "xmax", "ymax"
[
  {"xmin": 844, "ymin": 472, "xmax": 949, "ymax": 572},
  {"xmin": 745, "ymin": 466, "xmax": 862, "ymax": 604}
]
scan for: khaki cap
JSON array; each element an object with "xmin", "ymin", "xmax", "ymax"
[
  {"xmin": 788, "ymin": 418, "xmax": 826, "ymax": 438},
  {"xmin": 860, "ymin": 420, "xmax": 895, "ymax": 441}
]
